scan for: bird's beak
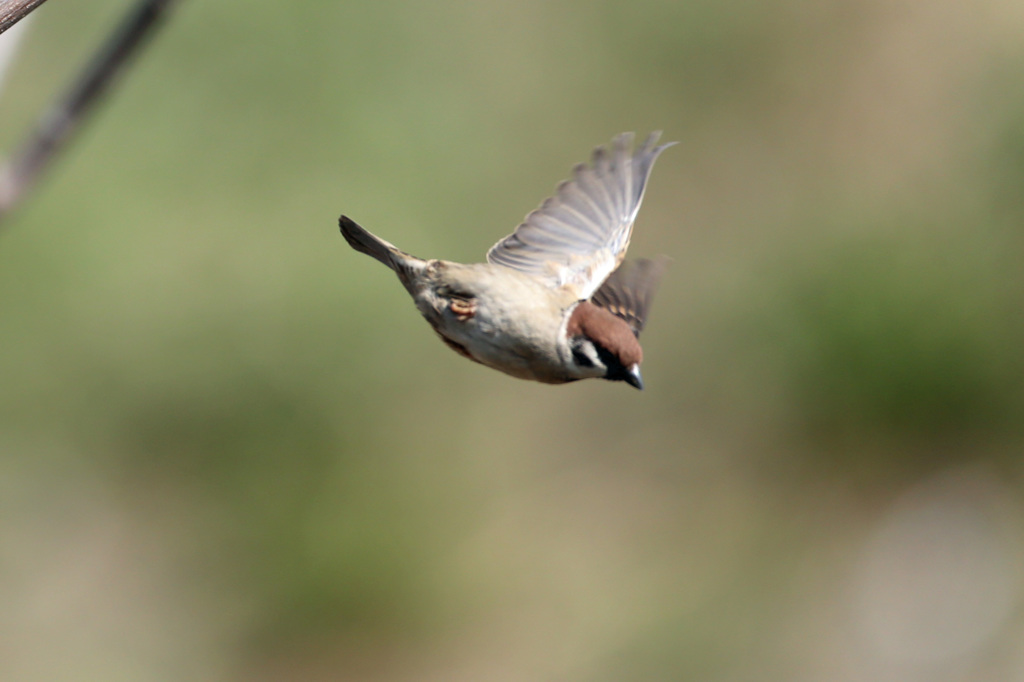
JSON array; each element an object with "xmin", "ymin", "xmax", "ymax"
[{"xmin": 625, "ymin": 363, "xmax": 644, "ymax": 390}]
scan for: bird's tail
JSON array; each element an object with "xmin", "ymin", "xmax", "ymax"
[
  {"xmin": 339, "ymin": 215, "xmax": 403, "ymax": 267},
  {"xmin": 339, "ymin": 215, "xmax": 427, "ymax": 291}
]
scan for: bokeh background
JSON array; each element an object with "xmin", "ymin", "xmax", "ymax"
[{"xmin": 2, "ymin": 0, "xmax": 1024, "ymax": 680}]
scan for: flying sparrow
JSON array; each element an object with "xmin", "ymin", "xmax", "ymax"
[{"xmin": 338, "ymin": 132, "xmax": 673, "ymax": 389}]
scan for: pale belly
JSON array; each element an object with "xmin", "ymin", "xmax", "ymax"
[{"xmin": 412, "ymin": 264, "xmax": 579, "ymax": 383}]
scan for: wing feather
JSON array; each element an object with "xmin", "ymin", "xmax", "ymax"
[
  {"xmin": 591, "ymin": 257, "xmax": 669, "ymax": 337},
  {"xmin": 486, "ymin": 132, "xmax": 675, "ymax": 299}
]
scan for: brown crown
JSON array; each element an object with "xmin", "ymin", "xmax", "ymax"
[{"xmin": 566, "ymin": 301, "xmax": 643, "ymax": 366}]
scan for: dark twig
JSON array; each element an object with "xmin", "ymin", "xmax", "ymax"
[
  {"xmin": 0, "ymin": 0, "xmax": 48, "ymax": 35},
  {"xmin": 0, "ymin": 0, "xmax": 181, "ymax": 223}
]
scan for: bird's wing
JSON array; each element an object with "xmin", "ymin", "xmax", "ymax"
[
  {"xmin": 486, "ymin": 132, "xmax": 675, "ymax": 300},
  {"xmin": 590, "ymin": 257, "xmax": 669, "ymax": 337}
]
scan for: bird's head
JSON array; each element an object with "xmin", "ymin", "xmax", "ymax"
[{"xmin": 566, "ymin": 302, "xmax": 644, "ymax": 389}]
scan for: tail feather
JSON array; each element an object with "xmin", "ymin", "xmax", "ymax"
[
  {"xmin": 339, "ymin": 215, "xmax": 404, "ymax": 269},
  {"xmin": 338, "ymin": 215, "xmax": 426, "ymax": 292}
]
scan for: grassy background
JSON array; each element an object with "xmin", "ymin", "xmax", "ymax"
[{"xmin": 2, "ymin": 0, "xmax": 1024, "ymax": 680}]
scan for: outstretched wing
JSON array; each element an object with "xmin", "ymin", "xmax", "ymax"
[
  {"xmin": 486, "ymin": 132, "xmax": 674, "ymax": 300},
  {"xmin": 591, "ymin": 257, "xmax": 669, "ymax": 337}
]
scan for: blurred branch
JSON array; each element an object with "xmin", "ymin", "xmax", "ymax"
[
  {"xmin": 0, "ymin": 0, "xmax": 47, "ymax": 35},
  {"xmin": 0, "ymin": 0, "xmax": 181, "ymax": 225},
  {"xmin": 0, "ymin": 11, "xmax": 32, "ymax": 96}
]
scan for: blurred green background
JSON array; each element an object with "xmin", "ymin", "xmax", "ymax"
[{"xmin": 2, "ymin": 0, "xmax": 1024, "ymax": 680}]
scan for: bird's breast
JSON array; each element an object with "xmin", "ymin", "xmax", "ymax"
[{"xmin": 414, "ymin": 263, "xmax": 578, "ymax": 383}]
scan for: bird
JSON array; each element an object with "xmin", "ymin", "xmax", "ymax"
[{"xmin": 338, "ymin": 132, "xmax": 674, "ymax": 390}]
